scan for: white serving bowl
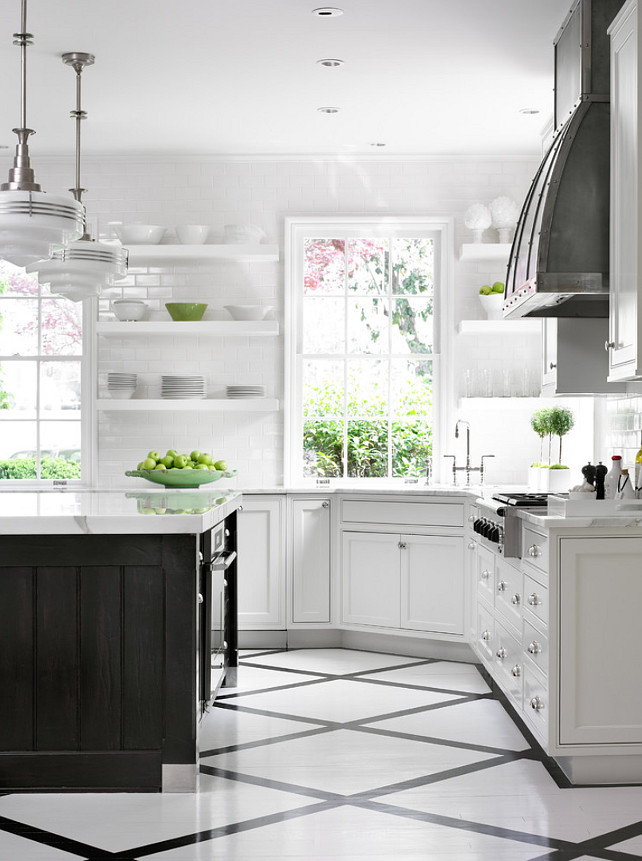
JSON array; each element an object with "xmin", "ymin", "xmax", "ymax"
[
  {"xmin": 224, "ymin": 304, "xmax": 272, "ymax": 321},
  {"xmin": 175, "ymin": 224, "xmax": 210, "ymax": 244},
  {"xmin": 112, "ymin": 299, "xmax": 147, "ymax": 321},
  {"xmin": 114, "ymin": 224, "xmax": 166, "ymax": 245}
]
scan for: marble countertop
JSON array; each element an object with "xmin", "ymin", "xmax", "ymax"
[
  {"xmin": 517, "ymin": 506, "xmax": 642, "ymax": 530},
  {"xmin": 0, "ymin": 488, "xmax": 242, "ymax": 535}
]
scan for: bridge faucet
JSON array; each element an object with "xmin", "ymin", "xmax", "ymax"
[{"xmin": 444, "ymin": 421, "xmax": 495, "ymax": 486}]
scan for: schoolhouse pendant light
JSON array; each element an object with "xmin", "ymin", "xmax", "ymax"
[
  {"xmin": 27, "ymin": 52, "xmax": 128, "ymax": 301},
  {"xmin": 0, "ymin": 0, "xmax": 84, "ymax": 267}
]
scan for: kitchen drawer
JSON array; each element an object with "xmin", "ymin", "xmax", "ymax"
[
  {"xmin": 522, "ymin": 525, "xmax": 548, "ymax": 576},
  {"xmin": 495, "ymin": 556, "xmax": 522, "ymax": 634},
  {"xmin": 475, "ymin": 601, "xmax": 494, "ymax": 665},
  {"xmin": 523, "ymin": 661, "xmax": 549, "ymax": 744},
  {"xmin": 341, "ymin": 499, "xmax": 464, "ymax": 528},
  {"xmin": 523, "ymin": 617, "xmax": 548, "ymax": 676},
  {"xmin": 494, "ymin": 619, "xmax": 523, "ymax": 707},
  {"xmin": 476, "ymin": 544, "xmax": 495, "ymax": 607},
  {"xmin": 523, "ymin": 571, "xmax": 548, "ymax": 628}
]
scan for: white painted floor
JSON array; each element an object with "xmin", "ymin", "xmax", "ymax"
[{"xmin": 1, "ymin": 647, "xmax": 642, "ymax": 860}]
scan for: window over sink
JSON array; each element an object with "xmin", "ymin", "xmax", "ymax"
[
  {"xmin": 0, "ymin": 261, "xmax": 88, "ymax": 484},
  {"xmin": 285, "ymin": 217, "xmax": 452, "ymax": 485}
]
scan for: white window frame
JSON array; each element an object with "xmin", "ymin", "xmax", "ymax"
[
  {"xmin": 0, "ymin": 284, "xmax": 95, "ymax": 489},
  {"xmin": 284, "ymin": 215, "xmax": 454, "ymax": 487}
]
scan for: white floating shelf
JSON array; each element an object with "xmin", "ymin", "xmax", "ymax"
[
  {"xmin": 96, "ymin": 321, "xmax": 279, "ymax": 337},
  {"xmin": 458, "ymin": 397, "xmax": 542, "ymax": 408},
  {"xmin": 459, "ymin": 243, "xmax": 512, "ymax": 261},
  {"xmin": 457, "ymin": 319, "xmax": 541, "ymax": 335},
  {"xmin": 96, "ymin": 398, "xmax": 279, "ymax": 412},
  {"xmin": 125, "ymin": 243, "xmax": 279, "ymax": 265}
]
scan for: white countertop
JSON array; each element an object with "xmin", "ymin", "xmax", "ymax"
[{"xmin": 0, "ymin": 488, "xmax": 242, "ymax": 535}]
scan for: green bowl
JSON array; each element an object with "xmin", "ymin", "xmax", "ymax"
[
  {"xmin": 125, "ymin": 468, "xmax": 235, "ymax": 488},
  {"xmin": 165, "ymin": 302, "xmax": 208, "ymax": 321}
]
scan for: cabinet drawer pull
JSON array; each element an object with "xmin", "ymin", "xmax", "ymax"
[
  {"xmin": 322, "ymin": 501, "xmax": 329, "ymax": 509},
  {"xmin": 511, "ymin": 593, "xmax": 521, "ymax": 605},
  {"xmin": 549, "ymin": 361, "xmax": 557, "ymax": 370},
  {"xmin": 211, "ymin": 550, "xmax": 237, "ymax": 572},
  {"xmin": 528, "ymin": 544, "xmax": 542, "ymax": 558},
  {"xmin": 527, "ymin": 593, "xmax": 541, "ymax": 606},
  {"xmin": 497, "ymin": 580, "xmax": 507, "ymax": 592},
  {"xmin": 605, "ymin": 340, "xmax": 615, "ymax": 351},
  {"xmin": 511, "ymin": 665, "xmax": 521, "ymax": 678},
  {"xmin": 481, "ymin": 569, "xmax": 490, "ymax": 580},
  {"xmin": 530, "ymin": 696, "xmax": 545, "ymax": 711},
  {"xmin": 197, "ymin": 592, "xmax": 204, "ymax": 604},
  {"xmin": 495, "ymin": 647, "xmax": 507, "ymax": 659},
  {"xmin": 527, "ymin": 641, "xmax": 542, "ymax": 655},
  {"xmin": 398, "ymin": 541, "xmax": 407, "ymax": 550},
  {"xmin": 481, "ymin": 630, "xmax": 491, "ymax": 642},
  {"xmin": 468, "ymin": 541, "xmax": 476, "ymax": 550}
]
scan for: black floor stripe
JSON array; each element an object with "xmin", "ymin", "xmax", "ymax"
[{"xmin": 0, "ymin": 815, "xmax": 122, "ymax": 859}]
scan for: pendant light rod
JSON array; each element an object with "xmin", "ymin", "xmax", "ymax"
[
  {"xmin": 2, "ymin": 0, "xmax": 39, "ymax": 191},
  {"xmin": 61, "ymin": 52, "xmax": 94, "ymax": 206}
]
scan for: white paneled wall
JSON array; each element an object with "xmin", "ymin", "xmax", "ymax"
[{"xmin": 7, "ymin": 152, "xmax": 572, "ymax": 488}]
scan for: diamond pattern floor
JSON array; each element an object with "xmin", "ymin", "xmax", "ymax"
[{"xmin": 1, "ymin": 647, "xmax": 642, "ymax": 860}]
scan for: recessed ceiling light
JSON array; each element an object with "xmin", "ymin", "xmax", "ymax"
[
  {"xmin": 317, "ymin": 58, "xmax": 344, "ymax": 67},
  {"xmin": 317, "ymin": 106, "xmax": 340, "ymax": 114},
  {"xmin": 312, "ymin": 7, "xmax": 344, "ymax": 17},
  {"xmin": 519, "ymin": 108, "xmax": 540, "ymax": 115}
]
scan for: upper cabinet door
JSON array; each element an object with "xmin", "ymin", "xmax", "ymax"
[{"xmin": 609, "ymin": 0, "xmax": 642, "ymax": 380}]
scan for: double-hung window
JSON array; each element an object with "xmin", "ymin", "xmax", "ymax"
[
  {"xmin": 0, "ymin": 261, "xmax": 88, "ymax": 484},
  {"xmin": 285, "ymin": 217, "xmax": 452, "ymax": 485}
]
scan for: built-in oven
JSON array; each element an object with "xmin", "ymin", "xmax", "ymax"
[
  {"xmin": 473, "ymin": 493, "xmax": 550, "ymax": 558},
  {"xmin": 199, "ymin": 513, "xmax": 238, "ymax": 713}
]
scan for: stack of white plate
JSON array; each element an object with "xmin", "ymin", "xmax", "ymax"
[
  {"xmin": 108, "ymin": 372, "xmax": 137, "ymax": 400},
  {"xmin": 226, "ymin": 385, "xmax": 265, "ymax": 399},
  {"xmin": 161, "ymin": 375, "xmax": 207, "ymax": 399}
]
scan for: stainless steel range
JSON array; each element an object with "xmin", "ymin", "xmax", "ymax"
[{"xmin": 473, "ymin": 493, "xmax": 551, "ymax": 558}]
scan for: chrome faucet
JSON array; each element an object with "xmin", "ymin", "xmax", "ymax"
[{"xmin": 444, "ymin": 420, "xmax": 495, "ymax": 486}]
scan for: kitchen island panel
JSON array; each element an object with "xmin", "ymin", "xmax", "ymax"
[{"xmin": 0, "ymin": 568, "xmax": 34, "ymax": 751}]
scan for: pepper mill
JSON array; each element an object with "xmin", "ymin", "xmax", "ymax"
[
  {"xmin": 594, "ymin": 461, "xmax": 608, "ymax": 500},
  {"xmin": 581, "ymin": 461, "xmax": 597, "ymax": 487}
]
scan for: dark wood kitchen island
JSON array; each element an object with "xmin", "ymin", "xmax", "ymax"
[{"xmin": 0, "ymin": 488, "xmax": 241, "ymax": 792}]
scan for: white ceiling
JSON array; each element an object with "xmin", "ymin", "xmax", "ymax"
[{"xmin": 0, "ymin": 0, "xmax": 570, "ymax": 158}]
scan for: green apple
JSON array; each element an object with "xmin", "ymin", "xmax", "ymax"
[
  {"xmin": 194, "ymin": 462, "xmax": 210, "ymax": 470},
  {"xmin": 479, "ymin": 285, "xmax": 492, "ymax": 295},
  {"xmin": 160, "ymin": 455, "xmax": 174, "ymax": 468},
  {"xmin": 142, "ymin": 457, "xmax": 157, "ymax": 470},
  {"xmin": 198, "ymin": 453, "xmax": 213, "ymax": 465},
  {"xmin": 154, "ymin": 463, "xmax": 167, "ymax": 471},
  {"xmin": 190, "ymin": 449, "xmax": 201, "ymax": 462},
  {"xmin": 492, "ymin": 281, "xmax": 505, "ymax": 293},
  {"xmin": 183, "ymin": 463, "xmax": 194, "ymax": 469},
  {"xmin": 213, "ymin": 459, "xmax": 227, "ymax": 471},
  {"xmin": 147, "ymin": 450, "xmax": 160, "ymax": 462},
  {"xmin": 173, "ymin": 454, "xmax": 188, "ymax": 469},
  {"xmin": 137, "ymin": 461, "xmax": 145, "ymax": 470},
  {"xmin": 166, "ymin": 449, "xmax": 179, "ymax": 458},
  {"xmin": 141, "ymin": 507, "xmax": 155, "ymax": 515}
]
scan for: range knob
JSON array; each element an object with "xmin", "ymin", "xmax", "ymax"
[
  {"xmin": 489, "ymin": 526, "xmax": 501, "ymax": 543},
  {"xmin": 481, "ymin": 520, "xmax": 494, "ymax": 539},
  {"xmin": 473, "ymin": 518, "xmax": 484, "ymax": 534}
]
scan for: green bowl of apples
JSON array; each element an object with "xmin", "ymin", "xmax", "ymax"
[{"xmin": 126, "ymin": 449, "xmax": 234, "ymax": 488}]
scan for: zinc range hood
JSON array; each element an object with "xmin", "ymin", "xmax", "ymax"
[{"xmin": 503, "ymin": 0, "xmax": 625, "ymax": 319}]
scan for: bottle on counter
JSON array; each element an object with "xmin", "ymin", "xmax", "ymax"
[
  {"xmin": 617, "ymin": 468, "xmax": 636, "ymax": 499},
  {"xmin": 635, "ymin": 433, "xmax": 642, "ymax": 492},
  {"xmin": 604, "ymin": 455, "xmax": 623, "ymax": 499}
]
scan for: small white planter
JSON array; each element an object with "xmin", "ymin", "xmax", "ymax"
[
  {"xmin": 541, "ymin": 467, "xmax": 572, "ymax": 493},
  {"xmin": 478, "ymin": 292, "xmax": 504, "ymax": 320}
]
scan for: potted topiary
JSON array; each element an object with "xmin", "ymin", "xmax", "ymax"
[
  {"xmin": 478, "ymin": 281, "xmax": 505, "ymax": 320},
  {"xmin": 547, "ymin": 406, "xmax": 574, "ymax": 493},
  {"xmin": 529, "ymin": 407, "xmax": 553, "ymax": 490}
]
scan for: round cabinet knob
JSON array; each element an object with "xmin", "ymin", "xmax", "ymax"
[
  {"xmin": 528, "ymin": 544, "xmax": 541, "ymax": 558},
  {"xmin": 605, "ymin": 340, "xmax": 616, "ymax": 351},
  {"xmin": 322, "ymin": 501, "xmax": 329, "ymax": 508},
  {"xmin": 197, "ymin": 593, "xmax": 204, "ymax": 604},
  {"xmin": 468, "ymin": 514, "xmax": 475, "ymax": 523},
  {"xmin": 468, "ymin": 541, "xmax": 476, "ymax": 550},
  {"xmin": 527, "ymin": 641, "xmax": 542, "ymax": 655},
  {"xmin": 528, "ymin": 593, "xmax": 541, "ymax": 606},
  {"xmin": 511, "ymin": 593, "xmax": 521, "ymax": 605},
  {"xmin": 495, "ymin": 647, "xmax": 507, "ymax": 659},
  {"xmin": 530, "ymin": 696, "xmax": 545, "ymax": 711},
  {"xmin": 549, "ymin": 361, "xmax": 557, "ymax": 370},
  {"xmin": 481, "ymin": 569, "xmax": 490, "ymax": 580},
  {"xmin": 481, "ymin": 630, "xmax": 491, "ymax": 642},
  {"xmin": 497, "ymin": 580, "xmax": 507, "ymax": 592},
  {"xmin": 511, "ymin": 665, "xmax": 521, "ymax": 678}
]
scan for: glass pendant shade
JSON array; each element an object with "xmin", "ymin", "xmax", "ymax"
[
  {"xmin": 0, "ymin": 190, "xmax": 84, "ymax": 267},
  {"xmin": 26, "ymin": 238, "xmax": 128, "ymax": 301}
]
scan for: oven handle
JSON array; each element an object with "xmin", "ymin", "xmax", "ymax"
[{"xmin": 209, "ymin": 550, "xmax": 237, "ymax": 572}]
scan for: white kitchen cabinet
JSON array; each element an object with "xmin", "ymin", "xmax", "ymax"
[
  {"xmin": 237, "ymin": 495, "xmax": 286, "ymax": 629},
  {"xmin": 341, "ymin": 530, "xmax": 464, "ymax": 636},
  {"xmin": 290, "ymin": 496, "xmax": 331, "ymax": 623},
  {"xmin": 608, "ymin": 0, "xmax": 642, "ymax": 381},
  {"xmin": 541, "ymin": 318, "xmax": 626, "ymax": 394},
  {"xmin": 558, "ymin": 536, "xmax": 642, "ymax": 746}
]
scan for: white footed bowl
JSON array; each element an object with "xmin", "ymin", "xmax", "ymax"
[
  {"xmin": 175, "ymin": 224, "xmax": 210, "ymax": 244},
  {"xmin": 224, "ymin": 304, "xmax": 272, "ymax": 321},
  {"xmin": 114, "ymin": 224, "xmax": 166, "ymax": 244}
]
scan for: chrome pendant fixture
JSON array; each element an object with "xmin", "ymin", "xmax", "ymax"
[
  {"xmin": 27, "ymin": 52, "xmax": 128, "ymax": 300},
  {"xmin": 0, "ymin": 0, "xmax": 84, "ymax": 267}
]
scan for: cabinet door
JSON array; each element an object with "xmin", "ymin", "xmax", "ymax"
[
  {"xmin": 291, "ymin": 497, "xmax": 331, "ymax": 623},
  {"xmin": 400, "ymin": 534, "xmax": 464, "ymax": 635},
  {"xmin": 341, "ymin": 532, "xmax": 400, "ymax": 627},
  {"xmin": 237, "ymin": 496, "xmax": 285, "ymax": 629},
  {"xmin": 559, "ymin": 536, "xmax": 642, "ymax": 745},
  {"xmin": 609, "ymin": 3, "xmax": 642, "ymax": 381},
  {"xmin": 542, "ymin": 319, "xmax": 558, "ymax": 389}
]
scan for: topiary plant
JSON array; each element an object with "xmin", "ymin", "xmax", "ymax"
[
  {"xmin": 530, "ymin": 408, "xmax": 553, "ymax": 466},
  {"xmin": 549, "ymin": 406, "xmax": 574, "ymax": 466}
]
